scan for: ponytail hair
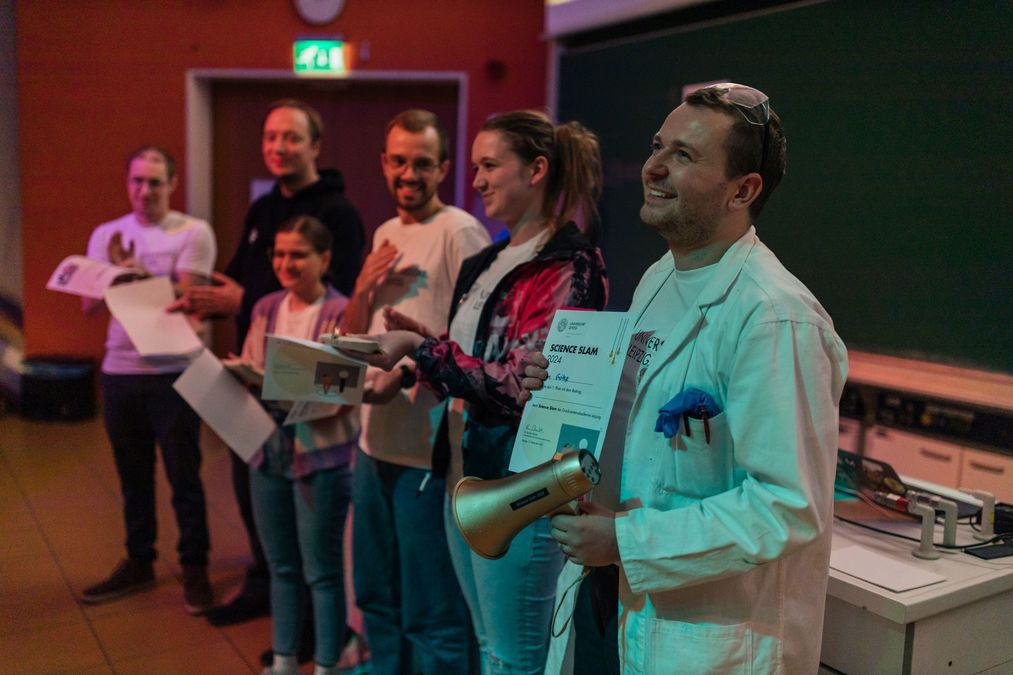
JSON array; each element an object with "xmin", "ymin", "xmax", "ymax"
[{"xmin": 482, "ymin": 110, "xmax": 602, "ymax": 237}]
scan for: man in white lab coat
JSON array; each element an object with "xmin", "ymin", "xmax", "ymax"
[{"xmin": 533, "ymin": 83, "xmax": 848, "ymax": 673}]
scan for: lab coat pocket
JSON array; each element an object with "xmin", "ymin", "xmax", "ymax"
[
  {"xmin": 646, "ymin": 617, "xmax": 754, "ymax": 674},
  {"xmin": 655, "ymin": 412, "xmax": 733, "ymax": 497}
]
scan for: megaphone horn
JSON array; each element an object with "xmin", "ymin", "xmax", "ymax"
[{"xmin": 452, "ymin": 449, "xmax": 601, "ymax": 560}]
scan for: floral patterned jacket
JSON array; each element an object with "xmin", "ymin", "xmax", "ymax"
[{"xmin": 416, "ymin": 222, "xmax": 608, "ymax": 480}]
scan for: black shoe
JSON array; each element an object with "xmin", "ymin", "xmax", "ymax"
[
  {"xmin": 81, "ymin": 558, "xmax": 155, "ymax": 604},
  {"xmin": 182, "ymin": 564, "xmax": 214, "ymax": 615},
  {"xmin": 205, "ymin": 575, "xmax": 270, "ymax": 626}
]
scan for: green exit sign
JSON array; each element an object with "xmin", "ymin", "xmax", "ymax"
[{"xmin": 293, "ymin": 40, "xmax": 346, "ymax": 76}]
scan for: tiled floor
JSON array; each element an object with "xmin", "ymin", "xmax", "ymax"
[{"xmin": 0, "ymin": 412, "xmax": 325, "ymax": 674}]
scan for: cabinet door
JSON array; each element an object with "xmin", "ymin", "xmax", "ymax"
[
  {"xmin": 960, "ymin": 448, "xmax": 1013, "ymax": 502},
  {"xmin": 864, "ymin": 426, "xmax": 961, "ymax": 487}
]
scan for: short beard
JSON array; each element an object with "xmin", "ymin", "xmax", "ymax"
[
  {"xmin": 640, "ymin": 185, "xmax": 724, "ymax": 250},
  {"xmin": 393, "ymin": 181, "xmax": 436, "ymax": 215}
]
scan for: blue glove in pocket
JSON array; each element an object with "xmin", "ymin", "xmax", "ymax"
[{"xmin": 655, "ymin": 387, "xmax": 722, "ymax": 442}]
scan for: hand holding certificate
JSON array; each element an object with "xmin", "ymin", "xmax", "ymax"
[
  {"xmin": 46, "ymin": 255, "xmax": 140, "ymax": 300},
  {"xmin": 509, "ymin": 309, "xmax": 631, "ymax": 473},
  {"xmin": 222, "ymin": 357, "xmax": 264, "ymax": 388}
]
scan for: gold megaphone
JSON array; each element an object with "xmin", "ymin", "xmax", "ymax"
[{"xmin": 452, "ymin": 449, "xmax": 601, "ymax": 560}]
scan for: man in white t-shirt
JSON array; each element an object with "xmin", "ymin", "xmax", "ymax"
[
  {"xmin": 528, "ymin": 84, "xmax": 848, "ymax": 674},
  {"xmin": 80, "ymin": 146, "xmax": 217, "ymax": 615},
  {"xmin": 340, "ymin": 110, "xmax": 490, "ymax": 675}
]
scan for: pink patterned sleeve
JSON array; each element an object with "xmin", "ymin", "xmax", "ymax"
[{"xmin": 417, "ymin": 252, "xmax": 605, "ymax": 419}]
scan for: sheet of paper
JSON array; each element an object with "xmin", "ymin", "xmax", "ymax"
[
  {"xmin": 283, "ymin": 401, "xmax": 343, "ymax": 426},
  {"xmin": 262, "ymin": 335, "xmax": 367, "ymax": 405},
  {"xmin": 104, "ymin": 276, "xmax": 203, "ymax": 357},
  {"xmin": 46, "ymin": 255, "xmax": 135, "ymax": 300},
  {"xmin": 509, "ymin": 310, "xmax": 631, "ymax": 473},
  {"xmin": 830, "ymin": 544, "xmax": 946, "ymax": 592},
  {"xmin": 173, "ymin": 349, "xmax": 276, "ymax": 462}
]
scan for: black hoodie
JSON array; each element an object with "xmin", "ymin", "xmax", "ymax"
[{"xmin": 225, "ymin": 169, "xmax": 365, "ymax": 346}]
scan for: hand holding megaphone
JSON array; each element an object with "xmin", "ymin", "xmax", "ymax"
[
  {"xmin": 550, "ymin": 499, "xmax": 620, "ymax": 568},
  {"xmin": 453, "ymin": 450, "xmax": 601, "ymax": 560}
]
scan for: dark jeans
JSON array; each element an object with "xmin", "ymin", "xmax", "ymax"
[
  {"xmin": 229, "ymin": 450, "xmax": 270, "ymax": 577},
  {"xmin": 101, "ymin": 372, "xmax": 210, "ymax": 565},
  {"xmin": 352, "ymin": 450, "xmax": 472, "ymax": 675},
  {"xmin": 573, "ymin": 565, "xmax": 620, "ymax": 675}
]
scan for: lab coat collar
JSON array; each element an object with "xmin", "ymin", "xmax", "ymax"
[{"xmin": 630, "ymin": 226, "xmax": 759, "ymax": 403}]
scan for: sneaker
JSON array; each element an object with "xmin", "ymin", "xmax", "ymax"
[
  {"xmin": 182, "ymin": 564, "xmax": 214, "ymax": 615},
  {"xmin": 81, "ymin": 558, "xmax": 155, "ymax": 604}
]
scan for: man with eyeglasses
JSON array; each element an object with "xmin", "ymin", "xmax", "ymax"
[
  {"xmin": 80, "ymin": 145, "xmax": 215, "ymax": 615},
  {"xmin": 529, "ymin": 83, "xmax": 847, "ymax": 673},
  {"xmin": 340, "ymin": 109, "xmax": 489, "ymax": 675},
  {"xmin": 175, "ymin": 100, "xmax": 364, "ymax": 649}
]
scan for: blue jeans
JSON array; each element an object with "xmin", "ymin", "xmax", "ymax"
[
  {"xmin": 444, "ymin": 496, "xmax": 565, "ymax": 675},
  {"xmin": 101, "ymin": 372, "xmax": 209, "ymax": 565},
  {"xmin": 352, "ymin": 450, "xmax": 471, "ymax": 675},
  {"xmin": 250, "ymin": 464, "xmax": 351, "ymax": 668}
]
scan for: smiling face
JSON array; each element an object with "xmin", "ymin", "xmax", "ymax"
[
  {"xmin": 127, "ymin": 150, "xmax": 176, "ymax": 224},
  {"xmin": 471, "ymin": 129, "xmax": 540, "ymax": 227},
  {"xmin": 640, "ymin": 103, "xmax": 738, "ymax": 250},
  {"xmin": 272, "ymin": 230, "xmax": 330, "ymax": 299},
  {"xmin": 382, "ymin": 124, "xmax": 448, "ymax": 221},
  {"xmin": 262, "ymin": 106, "xmax": 320, "ymax": 192}
]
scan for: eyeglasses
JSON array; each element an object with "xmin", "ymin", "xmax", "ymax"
[
  {"xmin": 383, "ymin": 155, "xmax": 440, "ymax": 175},
  {"xmin": 708, "ymin": 82, "xmax": 771, "ymax": 174}
]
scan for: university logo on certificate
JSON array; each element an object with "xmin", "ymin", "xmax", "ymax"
[{"xmin": 508, "ymin": 309, "xmax": 630, "ymax": 473}]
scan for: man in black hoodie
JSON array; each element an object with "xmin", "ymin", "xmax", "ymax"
[{"xmin": 179, "ymin": 99, "xmax": 364, "ymax": 636}]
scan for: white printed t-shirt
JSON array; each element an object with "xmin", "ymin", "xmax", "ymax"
[
  {"xmin": 86, "ymin": 210, "xmax": 216, "ymax": 374},
  {"xmin": 359, "ymin": 205, "xmax": 490, "ymax": 468}
]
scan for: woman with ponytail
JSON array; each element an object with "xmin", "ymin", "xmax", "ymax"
[{"xmin": 350, "ymin": 110, "xmax": 608, "ymax": 674}]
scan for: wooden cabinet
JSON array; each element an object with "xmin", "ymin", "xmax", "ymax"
[
  {"xmin": 864, "ymin": 426, "xmax": 1012, "ymax": 500},
  {"xmin": 865, "ymin": 426, "xmax": 962, "ymax": 487},
  {"xmin": 960, "ymin": 447, "xmax": 1013, "ymax": 502}
]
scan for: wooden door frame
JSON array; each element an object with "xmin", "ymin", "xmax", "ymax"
[{"xmin": 184, "ymin": 68, "xmax": 469, "ymax": 221}]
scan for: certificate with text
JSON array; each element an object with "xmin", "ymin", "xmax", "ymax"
[
  {"xmin": 508, "ymin": 309, "xmax": 631, "ymax": 473},
  {"xmin": 262, "ymin": 335, "xmax": 368, "ymax": 405},
  {"xmin": 46, "ymin": 255, "xmax": 135, "ymax": 300}
]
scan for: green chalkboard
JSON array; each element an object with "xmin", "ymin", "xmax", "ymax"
[{"xmin": 558, "ymin": 0, "xmax": 1012, "ymax": 373}]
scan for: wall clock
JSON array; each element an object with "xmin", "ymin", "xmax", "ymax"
[{"xmin": 294, "ymin": 0, "xmax": 346, "ymax": 25}]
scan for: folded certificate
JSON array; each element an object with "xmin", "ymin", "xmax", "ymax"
[
  {"xmin": 173, "ymin": 349, "xmax": 276, "ymax": 462},
  {"xmin": 104, "ymin": 276, "xmax": 204, "ymax": 357},
  {"xmin": 509, "ymin": 310, "xmax": 631, "ymax": 473},
  {"xmin": 262, "ymin": 335, "xmax": 367, "ymax": 405},
  {"xmin": 46, "ymin": 255, "xmax": 137, "ymax": 300}
]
